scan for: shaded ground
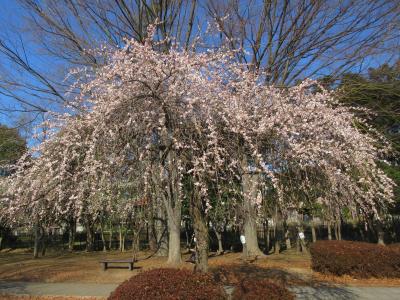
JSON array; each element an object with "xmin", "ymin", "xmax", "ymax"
[
  {"xmin": 1, "ymin": 248, "xmax": 400, "ymax": 299},
  {"xmin": 2, "ymin": 281, "xmax": 400, "ymax": 300},
  {"xmin": 0, "ymin": 249, "xmax": 312, "ymax": 284},
  {"xmin": 0, "ymin": 282, "xmax": 116, "ymax": 297}
]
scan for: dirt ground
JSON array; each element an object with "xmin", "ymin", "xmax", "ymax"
[{"xmin": 1, "ymin": 248, "xmax": 399, "ymax": 289}]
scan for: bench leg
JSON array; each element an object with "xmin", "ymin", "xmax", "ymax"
[
  {"xmin": 102, "ymin": 262, "xmax": 107, "ymax": 271},
  {"xmin": 129, "ymin": 263, "xmax": 133, "ymax": 271}
]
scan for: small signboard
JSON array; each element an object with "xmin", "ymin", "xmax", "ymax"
[{"xmin": 240, "ymin": 235, "xmax": 246, "ymax": 244}]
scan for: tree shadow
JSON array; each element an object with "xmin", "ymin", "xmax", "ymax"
[{"xmin": 211, "ymin": 264, "xmax": 355, "ymax": 300}]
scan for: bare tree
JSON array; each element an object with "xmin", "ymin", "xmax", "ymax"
[
  {"xmin": 0, "ymin": 0, "xmax": 198, "ymax": 122},
  {"xmin": 206, "ymin": 0, "xmax": 400, "ymax": 85}
]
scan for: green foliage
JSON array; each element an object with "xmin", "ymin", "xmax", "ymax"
[
  {"xmin": 334, "ymin": 62, "xmax": 400, "ymax": 210},
  {"xmin": 0, "ymin": 124, "xmax": 26, "ymax": 167},
  {"xmin": 337, "ymin": 61, "xmax": 400, "ymax": 158}
]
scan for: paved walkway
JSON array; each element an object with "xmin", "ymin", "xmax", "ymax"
[
  {"xmin": 290, "ymin": 285, "xmax": 400, "ymax": 300},
  {"xmin": 1, "ymin": 281, "xmax": 400, "ymax": 299},
  {"xmin": 0, "ymin": 281, "xmax": 118, "ymax": 297}
]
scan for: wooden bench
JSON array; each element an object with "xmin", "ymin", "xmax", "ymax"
[{"xmin": 99, "ymin": 259, "xmax": 135, "ymax": 271}]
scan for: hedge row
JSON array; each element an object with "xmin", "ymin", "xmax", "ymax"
[
  {"xmin": 108, "ymin": 268, "xmax": 225, "ymax": 300},
  {"xmin": 108, "ymin": 268, "xmax": 294, "ymax": 300},
  {"xmin": 310, "ymin": 240, "xmax": 400, "ymax": 278}
]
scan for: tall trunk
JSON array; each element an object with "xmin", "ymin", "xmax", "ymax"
[
  {"xmin": 266, "ymin": 223, "xmax": 270, "ymax": 254},
  {"xmin": 68, "ymin": 218, "xmax": 76, "ymax": 252},
  {"xmin": 296, "ymin": 235, "xmax": 301, "ymax": 252},
  {"xmin": 334, "ymin": 221, "xmax": 339, "ymax": 240},
  {"xmin": 108, "ymin": 222, "xmax": 113, "ymax": 250},
  {"xmin": 40, "ymin": 226, "xmax": 47, "ymax": 257},
  {"xmin": 100, "ymin": 222, "xmax": 107, "ymax": 252},
  {"xmin": 214, "ymin": 229, "xmax": 223, "ymax": 255},
  {"xmin": 119, "ymin": 224, "xmax": 126, "ymax": 252},
  {"xmin": 337, "ymin": 217, "xmax": 342, "ymax": 241},
  {"xmin": 185, "ymin": 220, "xmax": 191, "ymax": 251},
  {"xmin": 241, "ymin": 158, "xmax": 264, "ymax": 257},
  {"xmin": 191, "ymin": 195, "xmax": 209, "ymax": 273},
  {"xmin": 0, "ymin": 236, "xmax": 2, "ymax": 251},
  {"xmin": 297, "ymin": 226, "xmax": 308, "ymax": 253},
  {"xmin": 158, "ymin": 119, "xmax": 182, "ymax": 264},
  {"xmin": 154, "ymin": 204, "xmax": 168, "ymax": 256},
  {"xmin": 164, "ymin": 166, "xmax": 182, "ymax": 264},
  {"xmin": 132, "ymin": 227, "xmax": 141, "ymax": 262},
  {"xmin": 285, "ymin": 229, "xmax": 291, "ymax": 250},
  {"xmin": 376, "ymin": 220, "xmax": 385, "ymax": 245},
  {"xmin": 284, "ymin": 221, "xmax": 291, "ymax": 250},
  {"xmin": 327, "ymin": 221, "xmax": 332, "ymax": 240},
  {"xmin": 274, "ymin": 206, "xmax": 282, "ymax": 255},
  {"xmin": 311, "ymin": 222, "xmax": 317, "ymax": 243},
  {"xmin": 263, "ymin": 221, "xmax": 270, "ymax": 253},
  {"xmin": 33, "ymin": 224, "xmax": 40, "ymax": 259},
  {"xmin": 148, "ymin": 212, "xmax": 157, "ymax": 252},
  {"xmin": 311, "ymin": 223, "xmax": 317, "ymax": 243},
  {"xmin": 119, "ymin": 225, "xmax": 122, "ymax": 251},
  {"xmin": 167, "ymin": 220, "xmax": 182, "ymax": 264},
  {"xmin": 85, "ymin": 221, "xmax": 94, "ymax": 252}
]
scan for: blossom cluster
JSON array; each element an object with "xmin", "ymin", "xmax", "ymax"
[{"xmin": 3, "ymin": 34, "xmax": 394, "ymax": 227}]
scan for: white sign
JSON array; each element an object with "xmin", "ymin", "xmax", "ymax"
[
  {"xmin": 240, "ymin": 235, "xmax": 246, "ymax": 244},
  {"xmin": 298, "ymin": 232, "xmax": 305, "ymax": 240}
]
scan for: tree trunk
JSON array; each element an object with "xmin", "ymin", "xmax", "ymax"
[
  {"xmin": 337, "ymin": 218, "xmax": 342, "ymax": 241},
  {"xmin": 296, "ymin": 234, "xmax": 301, "ymax": 252},
  {"xmin": 167, "ymin": 220, "xmax": 182, "ymax": 264},
  {"xmin": 132, "ymin": 228, "xmax": 141, "ymax": 262},
  {"xmin": 33, "ymin": 223, "xmax": 41, "ymax": 259},
  {"xmin": 327, "ymin": 221, "xmax": 332, "ymax": 240},
  {"xmin": 119, "ymin": 224, "xmax": 126, "ymax": 252},
  {"xmin": 376, "ymin": 220, "xmax": 385, "ymax": 245},
  {"xmin": 273, "ymin": 206, "xmax": 283, "ymax": 255},
  {"xmin": 241, "ymin": 160, "xmax": 264, "ymax": 257},
  {"xmin": 284, "ymin": 222, "xmax": 291, "ymax": 250},
  {"xmin": 154, "ymin": 205, "xmax": 168, "ymax": 256},
  {"xmin": 191, "ymin": 196, "xmax": 209, "ymax": 273},
  {"xmin": 298, "ymin": 226, "xmax": 308, "ymax": 254},
  {"xmin": 185, "ymin": 220, "xmax": 191, "ymax": 252},
  {"xmin": 68, "ymin": 219, "xmax": 76, "ymax": 252},
  {"xmin": 85, "ymin": 221, "xmax": 94, "ymax": 252},
  {"xmin": 334, "ymin": 220, "xmax": 339, "ymax": 240},
  {"xmin": 40, "ymin": 229, "xmax": 47, "ymax": 257},
  {"xmin": 119, "ymin": 225, "xmax": 122, "ymax": 251},
  {"xmin": 100, "ymin": 222, "xmax": 107, "ymax": 252},
  {"xmin": 214, "ymin": 229, "xmax": 223, "ymax": 255},
  {"xmin": 0, "ymin": 236, "xmax": 2, "ymax": 251},
  {"xmin": 109, "ymin": 222, "xmax": 113, "ymax": 250},
  {"xmin": 311, "ymin": 219, "xmax": 317, "ymax": 243},
  {"xmin": 148, "ymin": 214, "xmax": 157, "ymax": 252}
]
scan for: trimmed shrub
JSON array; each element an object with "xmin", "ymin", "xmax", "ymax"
[
  {"xmin": 232, "ymin": 278, "xmax": 294, "ymax": 300},
  {"xmin": 310, "ymin": 240, "xmax": 400, "ymax": 278},
  {"xmin": 108, "ymin": 268, "xmax": 226, "ymax": 300}
]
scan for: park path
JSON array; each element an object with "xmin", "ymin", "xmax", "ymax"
[{"xmin": 1, "ymin": 281, "xmax": 400, "ymax": 299}]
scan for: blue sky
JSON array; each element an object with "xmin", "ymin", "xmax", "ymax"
[{"xmin": 0, "ymin": 0, "xmax": 397, "ymax": 142}]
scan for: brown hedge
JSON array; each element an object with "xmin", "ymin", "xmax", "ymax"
[
  {"xmin": 108, "ymin": 268, "xmax": 226, "ymax": 300},
  {"xmin": 310, "ymin": 240, "xmax": 400, "ymax": 278},
  {"xmin": 232, "ymin": 278, "xmax": 294, "ymax": 300}
]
